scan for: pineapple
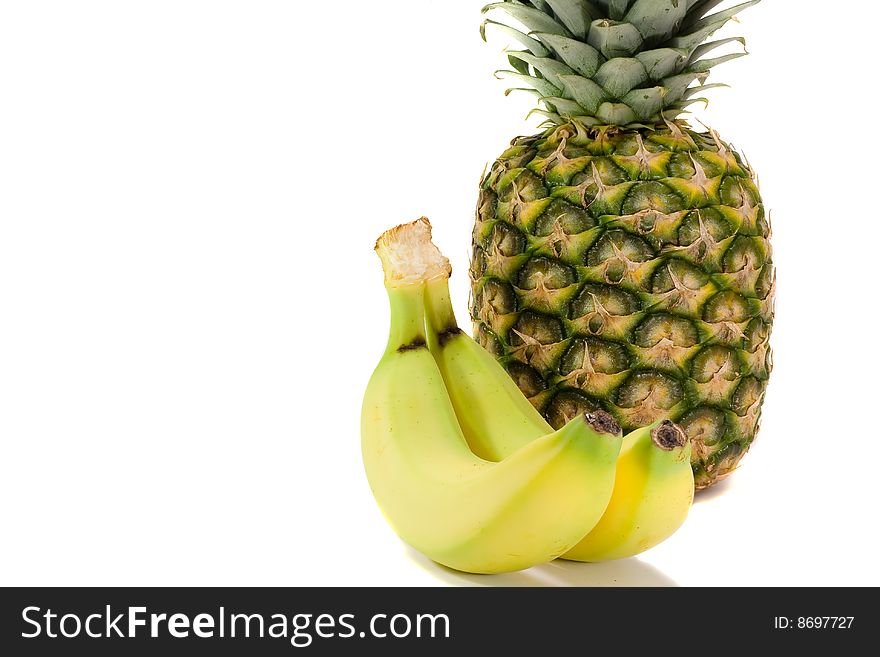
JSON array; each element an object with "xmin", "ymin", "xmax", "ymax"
[{"xmin": 471, "ymin": 0, "xmax": 772, "ymax": 489}]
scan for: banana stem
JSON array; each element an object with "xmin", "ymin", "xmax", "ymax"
[
  {"xmin": 384, "ymin": 285, "xmax": 427, "ymax": 355},
  {"xmin": 424, "ymin": 275, "xmax": 460, "ymax": 351},
  {"xmin": 374, "ymin": 218, "xmax": 452, "ymax": 355}
]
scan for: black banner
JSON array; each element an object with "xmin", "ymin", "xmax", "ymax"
[{"xmin": 0, "ymin": 587, "xmax": 870, "ymax": 655}]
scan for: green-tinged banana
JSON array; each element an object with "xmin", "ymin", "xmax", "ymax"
[
  {"xmin": 562, "ymin": 421, "xmax": 694, "ymax": 562},
  {"xmin": 421, "ymin": 243, "xmax": 693, "ymax": 562},
  {"xmin": 424, "ymin": 273, "xmax": 551, "ymax": 461},
  {"xmin": 362, "ymin": 219, "xmax": 623, "ymax": 574}
]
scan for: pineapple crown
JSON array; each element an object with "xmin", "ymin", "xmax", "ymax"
[{"xmin": 482, "ymin": 0, "xmax": 759, "ymax": 126}]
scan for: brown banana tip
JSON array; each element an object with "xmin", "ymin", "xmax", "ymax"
[
  {"xmin": 652, "ymin": 420, "xmax": 688, "ymax": 451},
  {"xmin": 584, "ymin": 411, "xmax": 621, "ymax": 437}
]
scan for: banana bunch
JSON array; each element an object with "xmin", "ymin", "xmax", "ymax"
[{"xmin": 362, "ymin": 219, "xmax": 694, "ymax": 574}]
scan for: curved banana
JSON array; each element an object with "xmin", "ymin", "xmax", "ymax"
[
  {"xmin": 424, "ymin": 273, "xmax": 551, "ymax": 461},
  {"xmin": 562, "ymin": 421, "xmax": 694, "ymax": 562},
  {"xmin": 362, "ymin": 219, "xmax": 623, "ymax": 574},
  {"xmin": 422, "ymin": 249, "xmax": 694, "ymax": 562}
]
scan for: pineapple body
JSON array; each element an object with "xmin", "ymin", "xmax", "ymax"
[{"xmin": 471, "ymin": 120, "xmax": 773, "ymax": 488}]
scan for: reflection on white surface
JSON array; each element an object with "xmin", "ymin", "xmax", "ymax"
[{"xmin": 405, "ymin": 547, "xmax": 677, "ymax": 587}]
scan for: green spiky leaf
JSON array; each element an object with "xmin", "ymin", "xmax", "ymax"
[
  {"xmin": 608, "ymin": 0, "xmax": 632, "ymax": 21},
  {"xmin": 625, "ymin": 0, "xmax": 688, "ymax": 42},
  {"xmin": 543, "ymin": 0, "xmax": 594, "ymax": 39},
  {"xmin": 675, "ymin": 95, "xmax": 710, "ymax": 111},
  {"xmin": 690, "ymin": 0, "xmax": 760, "ymax": 31},
  {"xmin": 495, "ymin": 70, "xmax": 562, "ymax": 98},
  {"xmin": 689, "ymin": 37, "xmax": 745, "ymax": 63},
  {"xmin": 482, "ymin": 19, "xmax": 551, "ymax": 57},
  {"xmin": 587, "ymin": 18, "xmax": 643, "ymax": 58},
  {"xmin": 622, "ymin": 85, "xmax": 666, "ymax": 120},
  {"xmin": 559, "ymin": 74, "xmax": 608, "ymax": 113},
  {"xmin": 482, "ymin": 2, "xmax": 571, "ymax": 37},
  {"xmin": 596, "ymin": 101, "xmax": 637, "ymax": 124},
  {"xmin": 636, "ymin": 47, "xmax": 688, "ymax": 80},
  {"xmin": 533, "ymin": 32, "xmax": 602, "ymax": 77},
  {"xmin": 542, "ymin": 96, "xmax": 589, "ymax": 116},
  {"xmin": 683, "ymin": 0, "xmax": 728, "ymax": 27},
  {"xmin": 661, "ymin": 70, "xmax": 708, "ymax": 100},
  {"xmin": 507, "ymin": 51, "xmax": 578, "ymax": 89},
  {"xmin": 594, "ymin": 57, "xmax": 648, "ymax": 97},
  {"xmin": 682, "ymin": 82, "xmax": 728, "ymax": 98},
  {"xmin": 590, "ymin": 0, "xmax": 632, "ymax": 21},
  {"xmin": 526, "ymin": 107, "xmax": 565, "ymax": 126},
  {"xmin": 672, "ymin": 0, "xmax": 759, "ymax": 52},
  {"xmin": 509, "ymin": 53, "xmax": 531, "ymax": 75},
  {"xmin": 688, "ymin": 51, "xmax": 746, "ymax": 73}
]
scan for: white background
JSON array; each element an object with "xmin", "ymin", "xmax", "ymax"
[{"xmin": 1, "ymin": 1, "xmax": 877, "ymax": 587}]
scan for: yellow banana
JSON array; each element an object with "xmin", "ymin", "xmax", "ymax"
[
  {"xmin": 562, "ymin": 421, "xmax": 693, "ymax": 562},
  {"xmin": 424, "ymin": 273, "xmax": 551, "ymax": 460},
  {"xmin": 362, "ymin": 219, "xmax": 623, "ymax": 574},
  {"xmin": 422, "ymin": 246, "xmax": 694, "ymax": 562}
]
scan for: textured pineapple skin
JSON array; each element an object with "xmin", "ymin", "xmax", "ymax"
[{"xmin": 470, "ymin": 121, "xmax": 774, "ymax": 489}]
